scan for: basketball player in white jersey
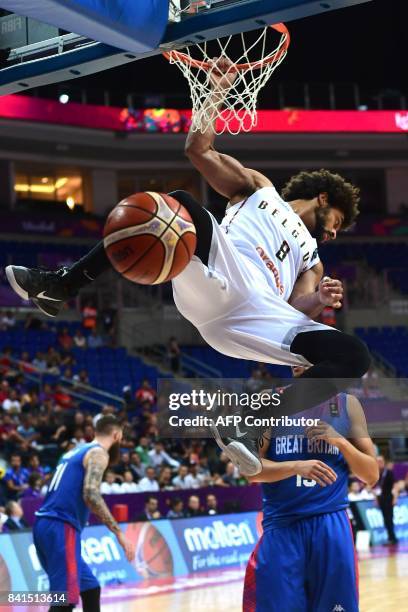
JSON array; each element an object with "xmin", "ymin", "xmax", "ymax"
[{"xmin": 5, "ymin": 60, "xmax": 370, "ymax": 476}]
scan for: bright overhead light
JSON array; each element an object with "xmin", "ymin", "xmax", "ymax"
[
  {"xmin": 55, "ymin": 177, "xmax": 68, "ymax": 189},
  {"xmin": 66, "ymin": 197, "xmax": 75, "ymax": 210},
  {"xmin": 59, "ymin": 94, "xmax": 70, "ymax": 104}
]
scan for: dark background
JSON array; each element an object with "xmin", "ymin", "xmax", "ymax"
[{"xmin": 77, "ymin": 0, "xmax": 408, "ymax": 101}]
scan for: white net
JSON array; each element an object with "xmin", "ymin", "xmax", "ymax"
[{"xmin": 163, "ymin": 24, "xmax": 290, "ymax": 135}]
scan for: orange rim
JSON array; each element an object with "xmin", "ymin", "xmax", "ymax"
[{"xmin": 163, "ymin": 23, "xmax": 290, "ymax": 72}]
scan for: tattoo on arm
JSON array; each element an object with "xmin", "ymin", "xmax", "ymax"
[{"xmin": 83, "ymin": 448, "xmax": 120, "ymax": 535}]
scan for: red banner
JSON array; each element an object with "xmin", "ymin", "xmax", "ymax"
[{"xmin": 1, "ymin": 94, "xmax": 408, "ymax": 134}]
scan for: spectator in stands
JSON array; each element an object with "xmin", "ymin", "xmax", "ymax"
[
  {"xmin": 218, "ymin": 461, "xmax": 239, "ymax": 487},
  {"xmin": 113, "ymin": 450, "xmax": 132, "ymax": 477},
  {"xmin": 87, "ymin": 328, "xmax": 104, "ymax": 348},
  {"xmin": 129, "ymin": 451, "xmax": 145, "ymax": 481},
  {"xmin": 0, "ymin": 379, "xmax": 9, "ymax": 403},
  {"xmin": 138, "ymin": 466, "xmax": 160, "ymax": 492},
  {"xmin": 167, "ymin": 497, "xmax": 184, "ymax": 519},
  {"xmin": 82, "ymin": 300, "xmax": 98, "ymax": 331},
  {"xmin": 172, "ymin": 465, "xmax": 193, "ymax": 490},
  {"xmin": 16, "ymin": 414, "xmax": 38, "ymax": 448},
  {"xmin": 347, "ymin": 481, "xmax": 374, "ymax": 501},
  {"xmin": 121, "ymin": 470, "xmax": 140, "ymax": 493},
  {"xmin": 187, "ymin": 461, "xmax": 208, "ymax": 488},
  {"xmin": 186, "ymin": 495, "xmax": 202, "ymax": 518},
  {"xmin": 320, "ymin": 305, "xmax": 337, "ymax": 328},
  {"xmin": 21, "ymin": 390, "xmax": 41, "ymax": 415},
  {"xmin": 57, "ymin": 327, "xmax": 73, "ymax": 352},
  {"xmin": 2, "ymin": 389, "xmax": 21, "ymax": 414},
  {"xmin": 22, "ymin": 473, "xmax": 43, "ymax": 499},
  {"xmin": 101, "ymin": 470, "xmax": 122, "ymax": 495},
  {"xmin": 135, "ymin": 436, "xmax": 152, "ymax": 466},
  {"xmin": 4, "ymin": 454, "xmax": 29, "ymax": 499},
  {"xmin": 245, "ymin": 368, "xmax": 265, "ymax": 394},
  {"xmin": 46, "ymin": 346, "xmax": 61, "ymax": 375},
  {"xmin": 73, "ymin": 329, "xmax": 86, "ymax": 348},
  {"xmin": 23, "ymin": 313, "xmax": 43, "ymax": 331},
  {"xmin": 53, "ymin": 383, "xmax": 73, "ymax": 410},
  {"xmin": 32, "ymin": 352, "xmax": 47, "ymax": 372},
  {"xmin": 206, "ymin": 493, "xmax": 218, "ymax": 516},
  {"xmin": 0, "ymin": 347, "xmax": 14, "ymax": 377},
  {"xmin": 59, "ymin": 424, "xmax": 84, "ymax": 451},
  {"xmin": 73, "ymin": 369, "xmax": 90, "ymax": 388},
  {"xmin": 167, "ymin": 337, "xmax": 181, "ymax": 373},
  {"xmin": 19, "ymin": 351, "xmax": 35, "ymax": 374},
  {"xmin": 138, "ymin": 496, "xmax": 161, "ymax": 521},
  {"xmin": 3, "ymin": 501, "xmax": 29, "ymax": 531},
  {"xmin": 27, "ymin": 453, "xmax": 49, "ymax": 481},
  {"xmin": 135, "ymin": 379, "xmax": 156, "ymax": 407},
  {"xmin": 158, "ymin": 466, "xmax": 174, "ymax": 491},
  {"xmin": 376, "ymin": 456, "xmax": 398, "ymax": 545},
  {"xmin": 0, "ymin": 310, "xmax": 16, "ymax": 330},
  {"xmin": 148, "ymin": 441, "xmax": 180, "ymax": 470},
  {"xmin": 197, "ymin": 455, "xmax": 213, "ymax": 485}
]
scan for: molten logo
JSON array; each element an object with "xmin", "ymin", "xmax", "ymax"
[
  {"xmin": 112, "ymin": 245, "xmax": 133, "ymax": 262},
  {"xmin": 184, "ymin": 519, "xmax": 255, "ymax": 552}
]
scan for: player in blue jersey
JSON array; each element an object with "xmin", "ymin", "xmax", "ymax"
[
  {"xmin": 33, "ymin": 415, "xmax": 135, "ymax": 611},
  {"xmin": 243, "ymin": 368, "xmax": 379, "ymax": 612}
]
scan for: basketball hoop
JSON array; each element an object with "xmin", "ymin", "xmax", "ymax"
[{"xmin": 163, "ymin": 23, "xmax": 290, "ymax": 135}]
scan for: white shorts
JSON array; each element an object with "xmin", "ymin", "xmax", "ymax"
[{"xmin": 172, "ymin": 213, "xmax": 331, "ymax": 367}]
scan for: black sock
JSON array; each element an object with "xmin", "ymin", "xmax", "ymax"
[
  {"xmin": 275, "ymin": 330, "xmax": 371, "ymax": 418},
  {"xmin": 80, "ymin": 586, "xmax": 101, "ymax": 612},
  {"xmin": 65, "ymin": 240, "xmax": 111, "ymax": 292}
]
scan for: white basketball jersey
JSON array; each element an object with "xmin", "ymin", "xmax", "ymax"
[{"xmin": 220, "ymin": 187, "xmax": 320, "ymax": 301}]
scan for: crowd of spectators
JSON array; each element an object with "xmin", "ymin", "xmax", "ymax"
[{"xmin": 0, "ymin": 344, "xmax": 249, "ymax": 530}]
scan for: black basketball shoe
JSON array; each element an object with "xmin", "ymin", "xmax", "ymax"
[
  {"xmin": 211, "ymin": 423, "xmax": 262, "ymax": 476},
  {"xmin": 5, "ymin": 265, "xmax": 76, "ymax": 317}
]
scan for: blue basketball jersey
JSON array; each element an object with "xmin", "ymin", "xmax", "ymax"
[
  {"xmin": 262, "ymin": 394, "xmax": 350, "ymax": 530},
  {"xmin": 36, "ymin": 442, "xmax": 101, "ymax": 532}
]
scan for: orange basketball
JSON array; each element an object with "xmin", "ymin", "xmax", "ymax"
[
  {"xmin": 127, "ymin": 522, "xmax": 174, "ymax": 579},
  {"xmin": 103, "ymin": 192, "xmax": 197, "ymax": 284}
]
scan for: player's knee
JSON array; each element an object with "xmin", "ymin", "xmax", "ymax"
[{"xmin": 336, "ymin": 333, "xmax": 371, "ymax": 377}]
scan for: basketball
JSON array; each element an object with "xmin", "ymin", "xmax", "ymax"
[
  {"xmin": 126, "ymin": 522, "xmax": 174, "ymax": 579},
  {"xmin": 103, "ymin": 192, "xmax": 197, "ymax": 284}
]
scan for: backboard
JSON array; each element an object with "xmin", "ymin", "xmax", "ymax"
[{"xmin": 0, "ymin": 0, "xmax": 373, "ymax": 96}]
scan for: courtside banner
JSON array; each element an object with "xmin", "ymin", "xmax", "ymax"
[
  {"xmin": 171, "ymin": 512, "xmax": 262, "ymax": 573},
  {"xmin": 1, "ymin": 96, "xmax": 408, "ymax": 133},
  {"xmin": 0, "ymin": 512, "xmax": 260, "ymax": 591},
  {"xmin": 354, "ymin": 497, "xmax": 408, "ymax": 545}
]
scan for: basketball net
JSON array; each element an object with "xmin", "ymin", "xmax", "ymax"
[{"xmin": 163, "ymin": 23, "xmax": 290, "ymax": 135}]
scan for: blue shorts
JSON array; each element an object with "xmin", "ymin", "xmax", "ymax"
[
  {"xmin": 33, "ymin": 517, "xmax": 99, "ymax": 605},
  {"xmin": 243, "ymin": 510, "xmax": 358, "ymax": 612}
]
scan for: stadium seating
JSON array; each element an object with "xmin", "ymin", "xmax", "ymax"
[
  {"xmin": 355, "ymin": 326, "xmax": 408, "ymax": 376},
  {"xmin": 1, "ymin": 321, "xmax": 162, "ymax": 395}
]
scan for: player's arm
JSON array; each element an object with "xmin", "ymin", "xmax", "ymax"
[
  {"xmin": 247, "ymin": 432, "xmax": 337, "ymax": 487},
  {"xmin": 306, "ymin": 395, "xmax": 379, "ymax": 487},
  {"xmin": 288, "ymin": 262, "xmax": 343, "ymax": 319},
  {"xmin": 185, "ymin": 58, "xmax": 271, "ymax": 202},
  {"xmin": 83, "ymin": 447, "xmax": 135, "ymax": 561}
]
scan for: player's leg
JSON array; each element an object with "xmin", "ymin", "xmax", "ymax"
[
  {"xmin": 5, "ymin": 190, "xmax": 211, "ymax": 317},
  {"xmin": 243, "ymin": 527, "xmax": 307, "ymax": 612},
  {"xmin": 208, "ymin": 299, "xmax": 370, "ymax": 474},
  {"xmin": 306, "ymin": 511, "xmax": 359, "ymax": 612},
  {"xmin": 33, "ymin": 518, "xmax": 80, "ymax": 609}
]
